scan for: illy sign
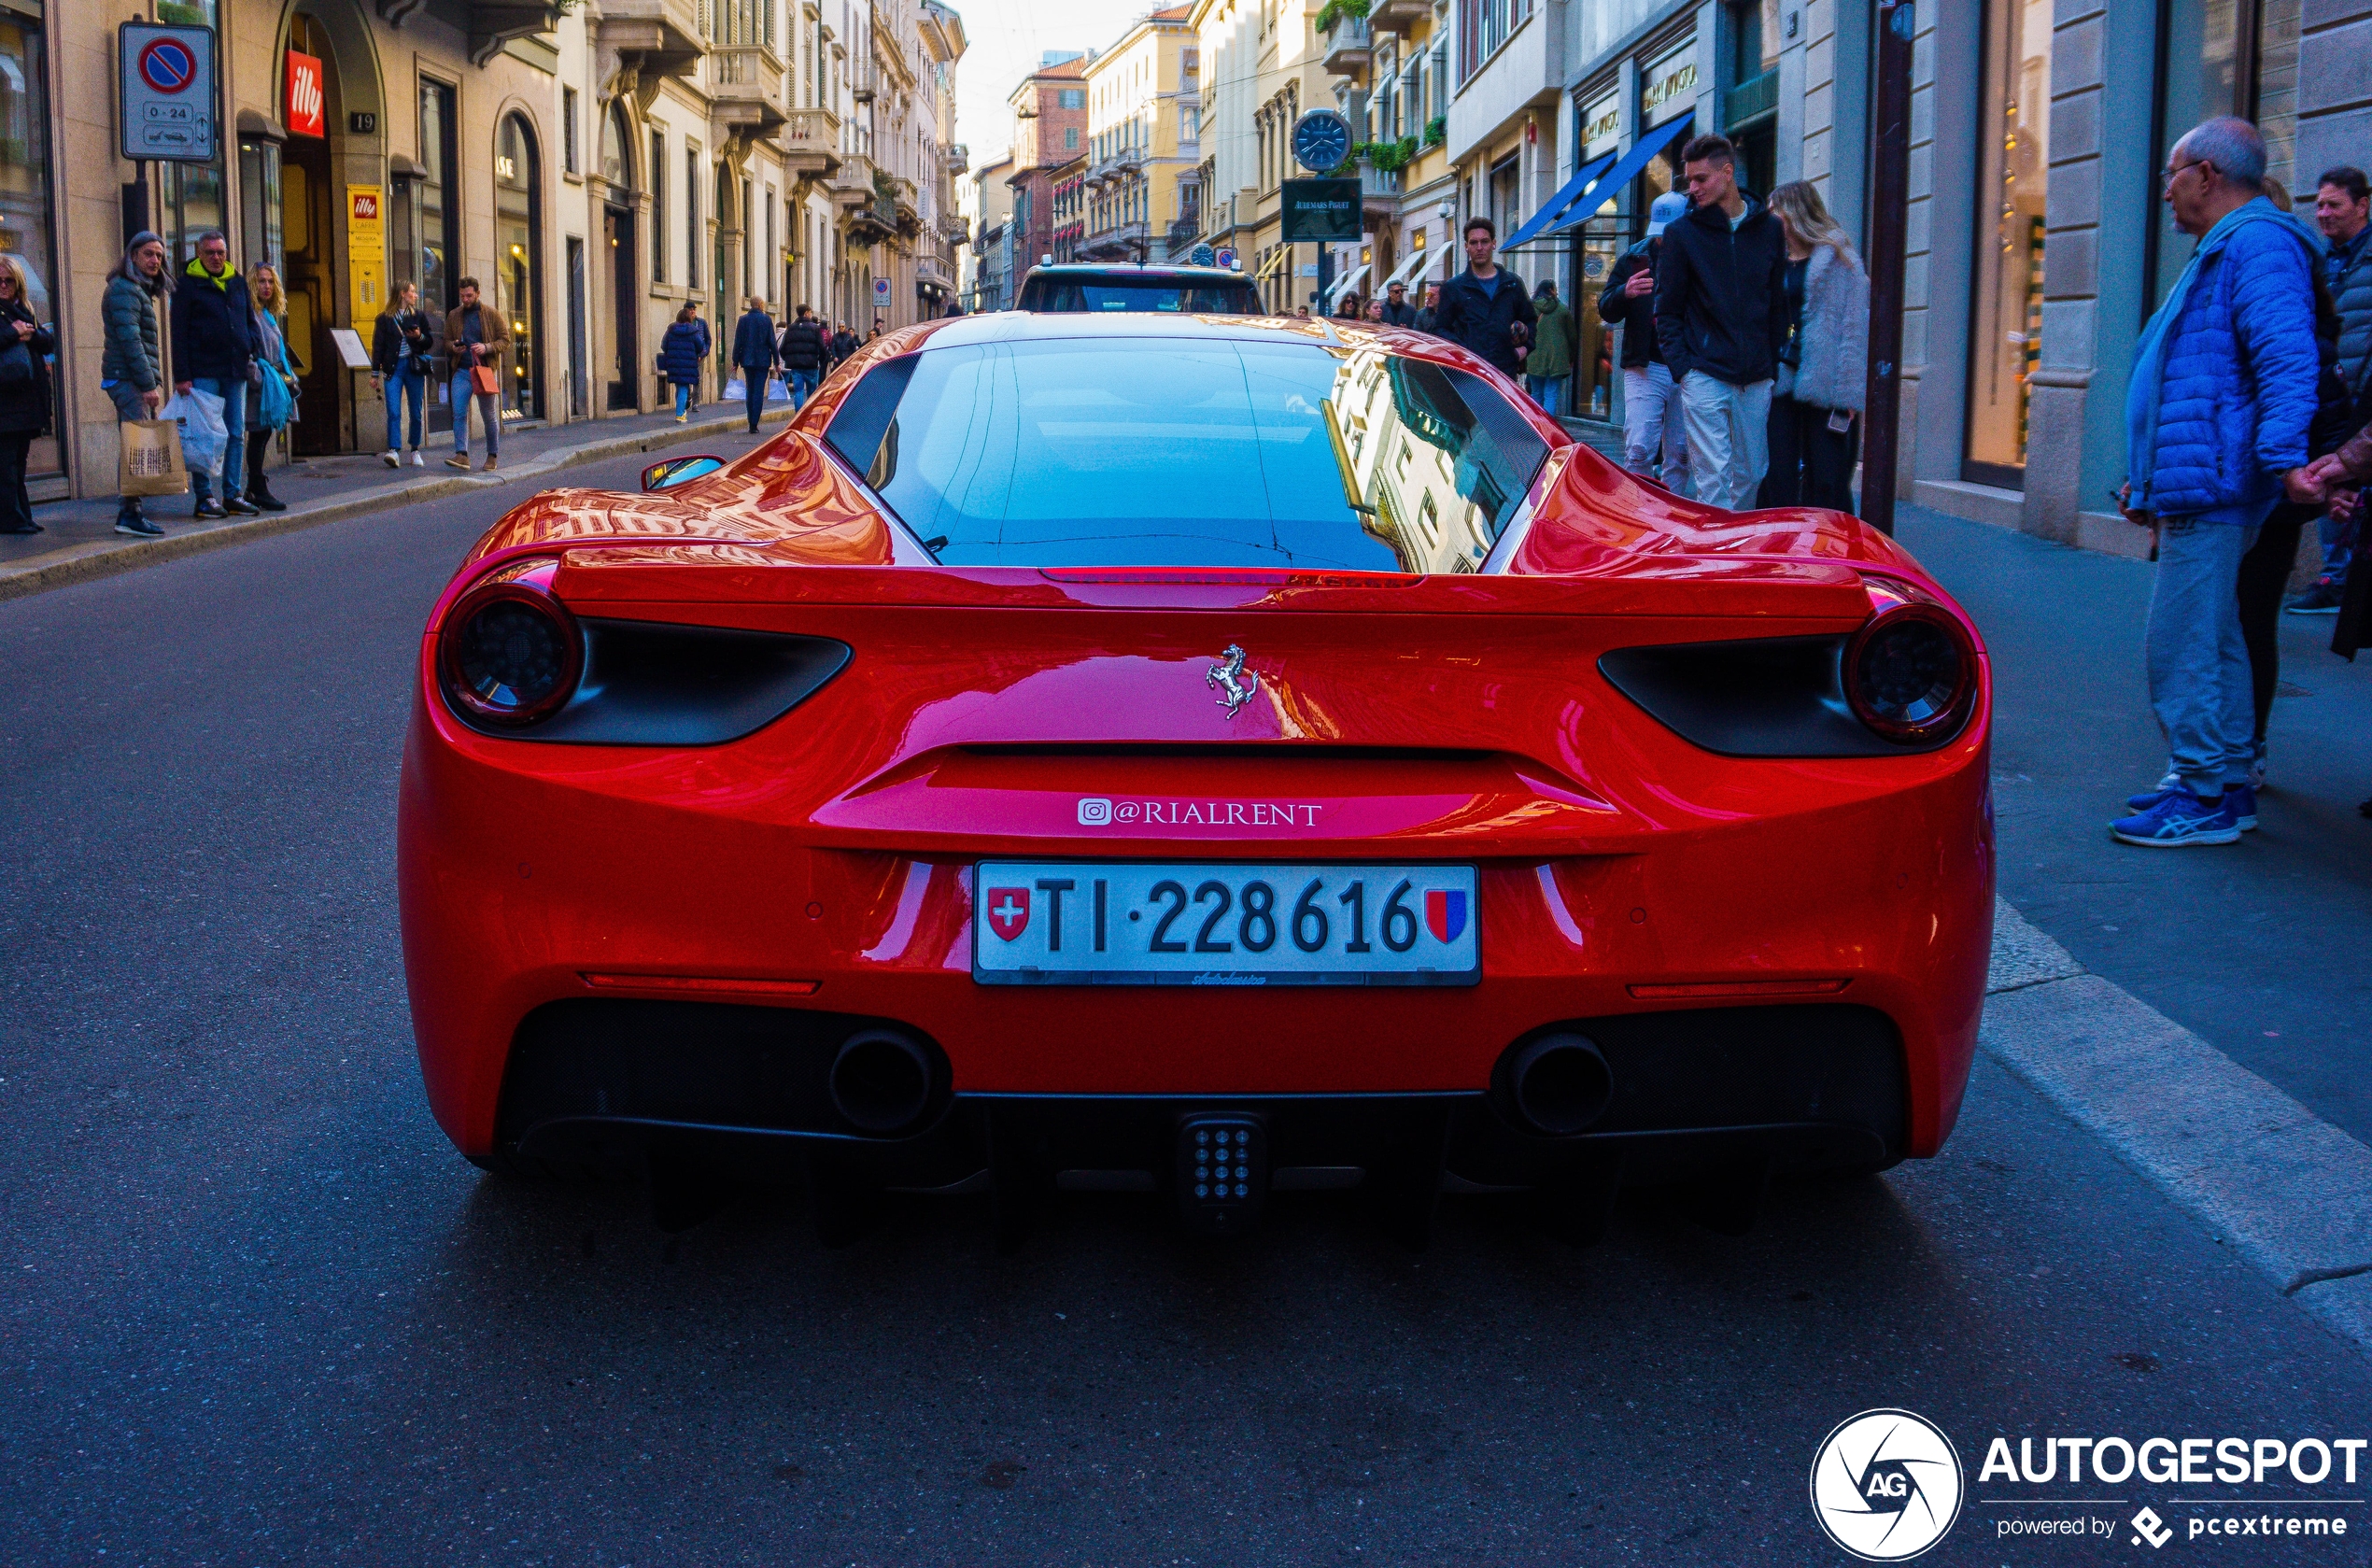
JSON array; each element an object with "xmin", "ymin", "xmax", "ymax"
[{"xmin": 286, "ymin": 50, "xmax": 325, "ymax": 139}]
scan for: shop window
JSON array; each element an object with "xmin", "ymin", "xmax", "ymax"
[
  {"xmin": 235, "ymin": 137, "xmax": 284, "ymax": 280},
  {"xmin": 0, "ymin": 12, "xmax": 56, "ymax": 482},
  {"xmin": 496, "ymin": 115, "xmax": 542, "ymax": 423},
  {"xmin": 2147, "ymin": 0, "xmax": 2301, "ymax": 315},
  {"xmin": 1964, "ymin": 0, "xmax": 2052, "ymax": 490}
]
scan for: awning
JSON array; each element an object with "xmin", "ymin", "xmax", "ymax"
[
  {"xmin": 1381, "ymin": 245, "xmax": 1435, "ymax": 292},
  {"xmin": 1325, "ymin": 261, "xmax": 1372, "ymax": 308},
  {"xmin": 1498, "ymin": 151, "xmax": 1618, "ymax": 251},
  {"xmin": 1255, "ymin": 246, "xmax": 1291, "ymax": 281},
  {"xmin": 1544, "ymin": 109, "xmax": 1696, "ymax": 238}
]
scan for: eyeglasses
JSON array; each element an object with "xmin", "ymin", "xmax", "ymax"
[{"xmin": 2165, "ymin": 158, "xmax": 2209, "ymax": 186}]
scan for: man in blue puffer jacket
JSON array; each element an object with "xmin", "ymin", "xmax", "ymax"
[{"xmin": 2112, "ymin": 118, "xmax": 2325, "ymax": 848}]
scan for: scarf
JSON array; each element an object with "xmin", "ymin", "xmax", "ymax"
[{"xmin": 186, "ymin": 257, "xmax": 235, "ymax": 291}]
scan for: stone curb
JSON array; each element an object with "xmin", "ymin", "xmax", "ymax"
[
  {"xmin": 1982, "ymin": 899, "xmax": 2372, "ymax": 1356},
  {"xmin": 0, "ymin": 405, "xmax": 792, "ymax": 605}
]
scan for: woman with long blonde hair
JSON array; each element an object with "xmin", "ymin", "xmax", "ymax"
[
  {"xmin": 245, "ymin": 262, "xmax": 302, "ymax": 512},
  {"xmin": 1758, "ymin": 180, "xmax": 1870, "ymax": 511}
]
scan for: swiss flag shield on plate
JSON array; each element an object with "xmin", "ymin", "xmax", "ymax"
[
  {"xmin": 983, "ymin": 886, "xmax": 1031, "ymax": 942},
  {"xmin": 1424, "ymin": 888, "xmax": 1467, "ymax": 943}
]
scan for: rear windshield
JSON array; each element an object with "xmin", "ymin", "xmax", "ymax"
[
  {"xmin": 824, "ymin": 337, "xmax": 1552, "ymax": 573},
  {"xmin": 1021, "ymin": 276, "xmax": 1264, "ymax": 314}
]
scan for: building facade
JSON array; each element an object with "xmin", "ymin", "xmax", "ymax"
[
  {"xmin": 1006, "ymin": 52, "xmax": 1088, "ymax": 275},
  {"xmin": 1078, "ymin": 7, "xmax": 1200, "ymax": 262},
  {"xmin": 1284, "ymin": 0, "xmax": 2372, "ymax": 557},
  {"xmin": 32, "ymin": 0, "xmax": 958, "ymax": 501}
]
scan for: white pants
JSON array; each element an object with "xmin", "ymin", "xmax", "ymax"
[
  {"xmin": 1621, "ymin": 364, "xmax": 1691, "ymax": 495},
  {"xmin": 1680, "ymin": 371, "xmax": 1774, "ymax": 511}
]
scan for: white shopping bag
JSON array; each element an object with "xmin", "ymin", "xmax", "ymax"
[{"xmin": 160, "ymin": 387, "xmax": 228, "ymax": 478}]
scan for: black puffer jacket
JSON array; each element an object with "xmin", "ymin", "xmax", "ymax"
[
  {"xmin": 779, "ymin": 318, "xmax": 828, "ymax": 371},
  {"xmin": 1597, "ymin": 239, "xmax": 1663, "ymax": 369},
  {"xmin": 1652, "ymin": 191, "xmax": 1789, "ymax": 385},
  {"xmin": 169, "ymin": 261, "xmax": 259, "ymax": 383},
  {"xmin": 1431, "ymin": 268, "xmax": 1537, "ymax": 375},
  {"xmin": 0, "ymin": 299, "xmax": 53, "ymax": 434}
]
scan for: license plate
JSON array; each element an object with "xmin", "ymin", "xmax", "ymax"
[{"xmin": 971, "ymin": 862, "xmax": 1479, "ymax": 986}]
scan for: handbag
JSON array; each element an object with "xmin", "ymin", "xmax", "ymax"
[
  {"xmin": 0, "ymin": 340, "xmax": 31, "ymax": 388},
  {"xmin": 470, "ymin": 364, "xmax": 500, "ymax": 397}
]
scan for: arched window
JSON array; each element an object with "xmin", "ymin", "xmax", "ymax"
[{"xmin": 600, "ymin": 100, "xmax": 630, "ymax": 187}]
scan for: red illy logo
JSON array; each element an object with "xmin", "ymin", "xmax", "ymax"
[{"xmin": 285, "ymin": 50, "xmax": 324, "ymax": 139}]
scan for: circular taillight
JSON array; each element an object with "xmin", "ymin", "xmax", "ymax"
[
  {"xmin": 437, "ymin": 579, "xmax": 582, "ymax": 727},
  {"xmin": 1843, "ymin": 606, "xmax": 1974, "ymax": 743}
]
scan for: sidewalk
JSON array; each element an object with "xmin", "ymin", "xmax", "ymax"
[
  {"xmin": 1895, "ymin": 501, "xmax": 2372, "ymax": 1148},
  {"xmin": 0, "ymin": 399, "xmax": 794, "ymax": 602}
]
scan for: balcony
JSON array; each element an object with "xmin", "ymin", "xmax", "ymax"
[
  {"xmin": 777, "ymin": 107, "xmax": 842, "ymax": 179},
  {"xmin": 851, "ymin": 58, "xmax": 878, "ymax": 104},
  {"xmin": 708, "ymin": 46, "xmax": 787, "ymax": 140},
  {"xmin": 829, "ymin": 151, "xmax": 878, "ymax": 215},
  {"xmin": 1359, "ymin": 156, "xmax": 1402, "ymax": 216},
  {"xmin": 1367, "ymin": 0, "xmax": 1428, "ymax": 35},
  {"xmin": 1080, "ymin": 219, "xmax": 1150, "ymax": 261},
  {"xmin": 466, "ymin": 0, "xmax": 565, "ymax": 67},
  {"xmin": 592, "ymin": 0, "xmax": 704, "ymax": 84},
  {"xmin": 1321, "ymin": 15, "xmax": 1371, "ymax": 77}
]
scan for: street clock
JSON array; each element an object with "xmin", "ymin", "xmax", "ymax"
[{"xmin": 1291, "ymin": 109, "xmax": 1353, "ymax": 174}]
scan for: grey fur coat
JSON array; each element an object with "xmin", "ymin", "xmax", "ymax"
[{"xmin": 1777, "ymin": 246, "xmax": 1869, "ymax": 413}]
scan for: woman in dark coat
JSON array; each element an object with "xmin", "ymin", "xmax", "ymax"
[
  {"xmin": 658, "ymin": 306, "xmax": 706, "ymax": 421},
  {"xmin": 0, "ymin": 255, "xmax": 55, "ymax": 534}
]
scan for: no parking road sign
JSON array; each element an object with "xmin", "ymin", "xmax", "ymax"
[{"xmin": 120, "ymin": 23, "xmax": 218, "ymax": 162}]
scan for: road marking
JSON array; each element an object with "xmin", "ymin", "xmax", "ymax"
[{"xmin": 1984, "ymin": 898, "xmax": 2372, "ymax": 1355}]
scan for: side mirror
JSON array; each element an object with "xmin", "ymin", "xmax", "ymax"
[{"xmin": 642, "ymin": 455, "xmax": 726, "ymax": 491}]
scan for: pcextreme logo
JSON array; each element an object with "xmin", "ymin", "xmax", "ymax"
[{"xmin": 1811, "ymin": 1408, "xmax": 1967, "ymax": 1561}]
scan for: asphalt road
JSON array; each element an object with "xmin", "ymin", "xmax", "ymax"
[{"xmin": 3, "ymin": 462, "xmax": 2367, "ymax": 1566}]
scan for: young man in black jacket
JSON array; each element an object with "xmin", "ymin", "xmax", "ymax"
[
  {"xmin": 1598, "ymin": 191, "xmax": 1692, "ymax": 492},
  {"xmin": 1432, "ymin": 218, "xmax": 1536, "ymax": 375},
  {"xmin": 1652, "ymin": 135, "xmax": 1790, "ymax": 509},
  {"xmin": 778, "ymin": 305, "xmax": 828, "ymax": 408}
]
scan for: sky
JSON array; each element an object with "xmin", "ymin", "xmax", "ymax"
[{"xmin": 951, "ymin": 0, "xmax": 1149, "ymax": 175}]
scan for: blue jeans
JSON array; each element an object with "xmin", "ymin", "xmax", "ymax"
[
  {"xmin": 188, "ymin": 374, "xmax": 247, "ymax": 501},
  {"xmin": 2317, "ymin": 509, "xmax": 2356, "ymax": 586},
  {"xmin": 384, "ymin": 363, "xmax": 424, "ymax": 451},
  {"xmin": 450, "ymin": 372, "xmax": 498, "ymax": 457},
  {"xmin": 2147, "ymin": 516, "xmax": 2262, "ymax": 796},
  {"xmin": 786, "ymin": 368, "xmax": 818, "ymax": 409},
  {"xmin": 1526, "ymin": 374, "xmax": 1566, "ymax": 417},
  {"xmin": 673, "ymin": 382, "xmax": 695, "ymax": 417}
]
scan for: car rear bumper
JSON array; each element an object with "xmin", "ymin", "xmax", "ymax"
[
  {"xmin": 496, "ymin": 997, "xmax": 1908, "ymax": 1188},
  {"xmin": 400, "ymin": 679, "xmax": 1994, "ymax": 1179}
]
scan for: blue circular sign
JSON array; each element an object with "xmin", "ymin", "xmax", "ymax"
[{"xmin": 140, "ymin": 38, "xmax": 197, "ymax": 94}]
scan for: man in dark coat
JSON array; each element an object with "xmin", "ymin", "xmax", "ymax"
[
  {"xmin": 730, "ymin": 296, "xmax": 779, "ymax": 433},
  {"xmin": 168, "ymin": 231, "xmax": 261, "ymax": 518},
  {"xmin": 1412, "ymin": 283, "xmax": 1443, "ymax": 335},
  {"xmin": 778, "ymin": 305, "xmax": 828, "ymax": 409},
  {"xmin": 1599, "ymin": 191, "xmax": 1691, "ymax": 491},
  {"xmin": 1377, "ymin": 280, "xmax": 1419, "ymax": 326},
  {"xmin": 1431, "ymin": 218, "xmax": 1536, "ymax": 375},
  {"xmin": 1653, "ymin": 134, "xmax": 1790, "ymax": 510},
  {"xmin": 830, "ymin": 321, "xmax": 860, "ymax": 366}
]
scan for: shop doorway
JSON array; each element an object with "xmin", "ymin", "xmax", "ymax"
[
  {"xmin": 495, "ymin": 114, "xmax": 544, "ymax": 425},
  {"xmin": 280, "ymin": 78, "xmax": 339, "ymax": 456},
  {"xmin": 605, "ymin": 206, "xmax": 637, "ymax": 410}
]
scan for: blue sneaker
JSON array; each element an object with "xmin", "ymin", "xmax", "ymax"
[
  {"xmin": 2225, "ymin": 781, "xmax": 2258, "ymax": 831},
  {"xmin": 2111, "ymin": 786, "xmax": 2240, "ymax": 847}
]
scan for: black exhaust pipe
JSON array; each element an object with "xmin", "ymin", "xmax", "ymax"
[
  {"xmin": 1502, "ymin": 1033, "xmax": 1614, "ymax": 1137},
  {"xmin": 828, "ymin": 1028, "xmax": 939, "ymax": 1136}
]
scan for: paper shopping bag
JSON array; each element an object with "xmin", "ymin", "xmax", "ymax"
[
  {"xmin": 117, "ymin": 418, "xmax": 189, "ymax": 498},
  {"xmin": 471, "ymin": 364, "xmax": 500, "ymax": 397}
]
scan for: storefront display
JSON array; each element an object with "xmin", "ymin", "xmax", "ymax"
[
  {"xmin": 0, "ymin": 5, "xmax": 57, "ymax": 485},
  {"xmin": 1964, "ymin": 0, "xmax": 2051, "ymax": 489}
]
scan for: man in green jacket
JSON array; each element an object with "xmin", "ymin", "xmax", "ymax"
[{"xmin": 1524, "ymin": 278, "xmax": 1582, "ymax": 417}]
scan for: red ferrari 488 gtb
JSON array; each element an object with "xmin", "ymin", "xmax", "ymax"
[{"xmin": 399, "ymin": 312, "xmax": 1993, "ymax": 1241}]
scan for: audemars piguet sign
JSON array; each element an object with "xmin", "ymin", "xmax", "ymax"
[
  {"xmin": 1279, "ymin": 178, "xmax": 1362, "ymax": 243},
  {"xmin": 119, "ymin": 23, "xmax": 218, "ymax": 162}
]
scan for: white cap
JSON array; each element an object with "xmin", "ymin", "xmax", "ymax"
[{"xmin": 1646, "ymin": 191, "xmax": 1689, "ymax": 237}]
